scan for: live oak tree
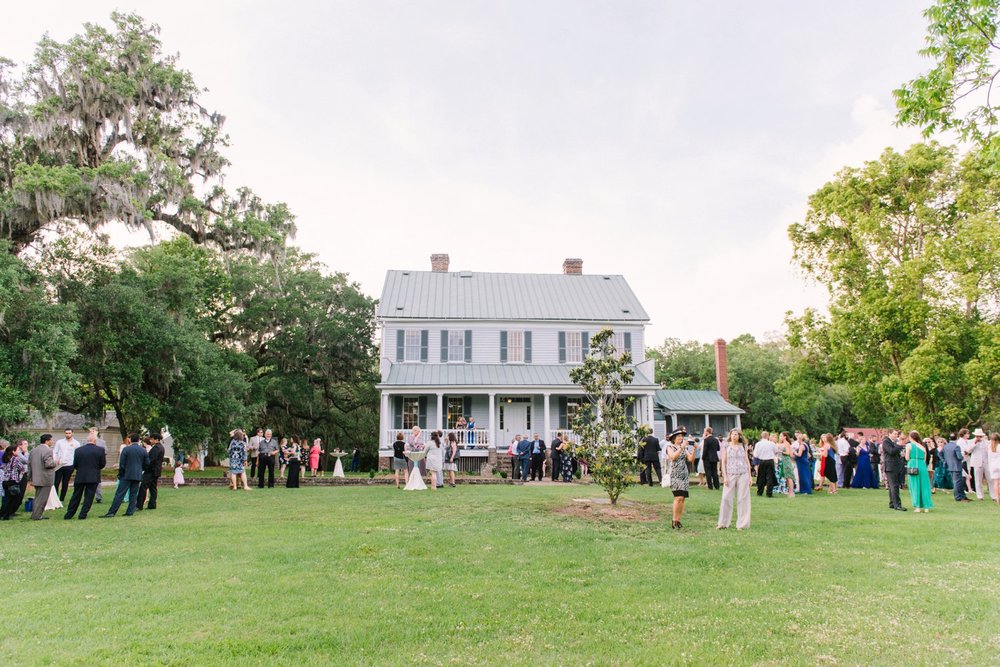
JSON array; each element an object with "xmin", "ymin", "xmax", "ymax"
[
  {"xmin": 0, "ymin": 12, "xmax": 294, "ymax": 255},
  {"xmin": 569, "ymin": 328, "xmax": 641, "ymax": 505}
]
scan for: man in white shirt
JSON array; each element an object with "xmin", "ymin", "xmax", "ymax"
[
  {"xmin": 754, "ymin": 431, "xmax": 777, "ymax": 498},
  {"xmin": 835, "ymin": 433, "xmax": 850, "ymax": 488},
  {"xmin": 248, "ymin": 428, "xmax": 262, "ymax": 479},
  {"xmin": 963, "ymin": 428, "xmax": 994, "ymax": 501},
  {"xmin": 52, "ymin": 428, "xmax": 81, "ymax": 502}
]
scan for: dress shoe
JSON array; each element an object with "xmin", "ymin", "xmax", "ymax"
[{"xmin": 35, "ymin": 517, "xmax": 50, "ymax": 520}]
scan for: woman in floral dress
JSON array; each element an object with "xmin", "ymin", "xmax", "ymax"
[
  {"xmin": 665, "ymin": 429, "xmax": 695, "ymax": 529},
  {"xmin": 227, "ymin": 430, "xmax": 251, "ymax": 491}
]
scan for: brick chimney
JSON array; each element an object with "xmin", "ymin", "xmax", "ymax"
[
  {"xmin": 431, "ymin": 254, "xmax": 450, "ymax": 272},
  {"xmin": 562, "ymin": 258, "xmax": 583, "ymax": 275},
  {"xmin": 714, "ymin": 338, "xmax": 729, "ymax": 400}
]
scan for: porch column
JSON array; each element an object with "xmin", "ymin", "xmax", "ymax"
[
  {"xmin": 543, "ymin": 393, "xmax": 551, "ymax": 446},
  {"xmin": 704, "ymin": 414, "xmax": 710, "ymax": 433},
  {"xmin": 646, "ymin": 395, "xmax": 654, "ymax": 426},
  {"xmin": 671, "ymin": 413, "xmax": 678, "ymax": 430},
  {"xmin": 380, "ymin": 392, "xmax": 390, "ymax": 447},
  {"xmin": 488, "ymin": 393, "xmax": 496, "ymax": 448},
  {"xmin": 436, "ymin": 392, "xmax": 444, "ymax": 430},
  {"xmin": 735, "ymin": 414, "xmax": 742, "ymax": 430}
]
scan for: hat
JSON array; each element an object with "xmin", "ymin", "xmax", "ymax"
[
  {"xmin": 973, "ymin": 428, "xmax": 986, "ymax": 437},
  {"xmin": 667, "ymin": 428, "xmax": 687, "ymax": 442}
]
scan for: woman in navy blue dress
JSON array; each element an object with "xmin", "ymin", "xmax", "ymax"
[
  {"xmin": 793, "ymin": 434, "xmax": 813, "ymax": 495},
  {"xmin": 850, "ymin": 440, "xmax": 876, "ymax": 488}
]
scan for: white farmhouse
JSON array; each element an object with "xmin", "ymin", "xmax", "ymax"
[{"xmin": 375, "ymin": 255, "xmax": 741, "ymax": 471}]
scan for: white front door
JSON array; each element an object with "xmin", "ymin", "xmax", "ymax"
[{"xmin": 501, "ymin": 403, "xmax": 528, "ymax": 449}]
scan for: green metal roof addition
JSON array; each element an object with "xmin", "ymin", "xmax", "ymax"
[
  {"xmin": 377, "ymin": 270, "xmax": 650, "ymax": 322},
  {"xmin": 380, "ymin": 363, "xmax": 659, "ymax": 388},
  {"xmin": 654, "ymin": 389, "xmax": 744, "ymax": 415}
]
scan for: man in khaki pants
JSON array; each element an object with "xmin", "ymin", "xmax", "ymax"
[{"xmin": 27, "ymin": 434, "xmax": 59, "ymax": 520}]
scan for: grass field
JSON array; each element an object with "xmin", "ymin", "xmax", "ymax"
[{"xmin": 4, "ymin": 482, "xmax": 999, "ymax": 666}]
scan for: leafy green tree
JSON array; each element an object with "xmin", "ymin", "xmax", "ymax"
[
  {"xmin": 0, "ymin": 12, "xmax": 293, "ymax": 254},
  {"xmin": 569, "ymin": 328, "xmax": 641, "ymax": 505},
  {"xmin": 647, "ymin": 338, "xmax": 714, "ymax": 389},
  {"xmin": 226, "ymin": 249, "xmax": 380, "ymax": 456},
  {"xmin": 895, "ymin": 0, "xmax": 1000, "ymax": 156},
  {"xmin": 789, "ymin": 142, "xmax": 999, "ymax": 431},
  {"xmin": 0, "ymin": 244, "xmax": 78, "ymax": 431}
]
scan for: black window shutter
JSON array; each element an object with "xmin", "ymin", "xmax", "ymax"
[
  {"xmin": 440, "ymin": 330, "xmax": 449, "ymax": 362},
  {"xmin": 524, "ymin": 331, "xmax": 532, "ymax": 363},
  {"xmin": 442, "ymin": 395, "xmax": 449, "ymax": 427},
  {"xmin": 623, "ymin": 332, "xmax": 632, "ymax": 355},
  {"xmin": 393, "ymin": 396, "xmax": 403, "ymax": 429},
  {"xmin": 558, "ymin": 331, "xmax": 566, "ymax": 363},
  {"xmin": 500, "ymin": 331, "xmax": 508, "ymax": 363},
  {"xmin": 396, "ymin": 329, "xmax": 405, "ymax": 362},
  {"xmin": 420, "ymin": 330, "xmax": 428, "ymax": 362},
  {"xmin": 463, "ymin": 396, "xmax": 471, "ymax": 419},
  {"xmin": 464, "ymin": 330, "xmax": 472, "ymax": 363},
  {"xmin": 582, "ymin": 331, "xmax": 589, "ymax": 358},
  {"xmin": 559, "ymin": 397, "xmax": 567, "ymax": 429},
  {"xmin": 418, "ymin": 396, "xmax": 427, "ymax": 427}
]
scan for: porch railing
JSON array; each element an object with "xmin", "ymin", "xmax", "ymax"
[
  {"xmin": 559, "ymin": 431, "xmax": 626, "ymax": 445},
  {"xmin": 384, "ymin": 428, "xmax": 490, "ymax": 448}
]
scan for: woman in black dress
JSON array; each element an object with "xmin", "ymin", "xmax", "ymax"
[{"xmin": 286, "ymin": 436, "xmax": 301, "ymax": 488}]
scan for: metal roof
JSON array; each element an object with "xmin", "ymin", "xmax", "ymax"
[
  {"xmin": 380, "ymin": 363, "xmax": 658, "ymax": 389},
  {"xmin": 377, "ymin": 270, "xmax": 650, "ymax": 321},
  {"xmin": 654, "ymin": 389, "xmax": 744, "ymax": 415}
]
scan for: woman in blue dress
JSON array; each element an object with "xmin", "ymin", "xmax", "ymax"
[
  {"xmin": 850, "ymin": 440, "xmax": 877, "ymax": 488},
  {"xmin": 793, "ymin": 433, "xmax": 813, "ymax": 494}
]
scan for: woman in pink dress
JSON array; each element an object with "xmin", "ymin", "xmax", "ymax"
[{"xmin": 309, "ymin": 438, "xmax": 322, "ymax": 477}]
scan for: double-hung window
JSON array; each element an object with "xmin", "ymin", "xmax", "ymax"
[
  {"xmin": 507, "ymin": 331, "xmax": 524, "ymax": 363},
  {"xmin": 448, "ymin": 330, "xmax": 465, "ymax": 362},
  {"xmin": 402, "ymin": 397, "xmax": 420, "ymax": 429},
  {"xmin": 565, "ymin": 331, "xmax": 583, "ymax": 363},
  {"xmin": 404, "ymin": 330, "xmax": 421, "ymax": 361}
]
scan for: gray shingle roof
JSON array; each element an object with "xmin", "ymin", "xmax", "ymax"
[
  {"xmin": 377, "ymin": 270, "xmax": 649, "ymax": 321},
  {"xmin": 380, "ymin": 363, "xmax": 658, "ymax": 388},
  {"xmin": 654, "ymin": 390, "xmax": 744, "ymax": 415}
]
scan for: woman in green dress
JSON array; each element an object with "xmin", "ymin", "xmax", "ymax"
[
  {"xmin": 777, "ymin": 431, "xmax": 796, "ymax": 498},
  {"xmin": 904, "ymin": 431, "xmax": 933, "ymax": 512}
]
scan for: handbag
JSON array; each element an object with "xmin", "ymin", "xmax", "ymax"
[{"xmin": 905, "ymin": 444, "xmax": 919, "ymax": 476}]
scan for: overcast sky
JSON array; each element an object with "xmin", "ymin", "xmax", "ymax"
[{"xmin": 2, "ymin": 1, "xmax": 933, "ymax": 344}]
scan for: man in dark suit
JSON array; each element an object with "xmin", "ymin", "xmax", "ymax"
[
  {"xmin": 64, "ymin": 431, "xmax": 107, "ymax": 520},
  {"xmin": 941, "ymin": 437, "xmax": 970, "ymax": 502},
  {"xmin": 882, "ymin": 429, "xmax": 906, "ymax": 511},
  {"xmin": 701, "ymin": 427, "xmax": 721, "ymax": 490},
  {"xmin": 529, "ymin": 433, "xmax": 546, "ymax": 481},
  {"xmin": 868, "ymin": 436, "xmax": 881, "ymax": 488},
  {"xmin": 550, "ymin": 434, "xmax": 563, "ymax": 481},
  {"xmin": 516, "ymin": 436, "xmax": 531, "ymax": 482},
  {"xmin": 137, "ymin": 431, "xmax": 165, "ymax": 510},
  {"xmin": 640, "ymin": 431, "xmax": 662, "ymax": 486},
  {"xmin": 27, "ymin": 434, "xmax": 59, "ymax": 520},
  {"xmin": 102, "ymin": 434, "xmax": 148, "ymax": 518}
]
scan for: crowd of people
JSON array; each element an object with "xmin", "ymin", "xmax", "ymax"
[
  {"xmin": 633, "ymin": 425, "xmax": 1000, "ymax": 530},
  {"xmin": 0, "ymin": 428, "xmax": 171, "ymax": 521},
  {"xmin": 225, "ymin": 428, "xmax": 361, "ymax": 490}
]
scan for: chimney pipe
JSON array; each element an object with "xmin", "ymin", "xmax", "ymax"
[
  {"xmin": 714, "ymin": 339, "xmax": 729, "ymax": 401},
  {"xmin": 562, "ymin": 258, "xmax": 583, "ymax": 275},
  {"xmin": 431, "ymin": 254, "xmax": 450, "ymax": 272}
]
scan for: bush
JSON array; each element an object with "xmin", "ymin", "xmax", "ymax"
[
  {"xmin": 499, "ymin": 471, "xmax": 508, "ymax": 479},
  {"xmin": 368, "ymin": 470, "xmax": 375, "ymax": 479}
]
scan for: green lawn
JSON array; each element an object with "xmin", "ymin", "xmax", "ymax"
[{"xmin": 5, "ymin": 483, "xmax": 999, "ymax": 665}]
